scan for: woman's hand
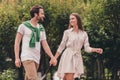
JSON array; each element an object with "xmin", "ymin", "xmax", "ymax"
[
  {"xmin": 92, "ymin": 48, "xmax": 103, "ymax": 54},
  {"xmin": 49, "ymin": 56, "xmax": 57, "ymax": 66}
]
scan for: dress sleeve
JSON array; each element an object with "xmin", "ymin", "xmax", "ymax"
[
  {"xmin": 84, "ymin": 32, "xmax": 92, "ymax": 53},
  {"xmin": 57, "ymin": 30, "xmax": 68, "ymax": 54}
]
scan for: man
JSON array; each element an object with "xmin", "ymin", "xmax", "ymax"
[{"xmin": 14, "ymin": 5, "xmax": 57, "ymax": 80}]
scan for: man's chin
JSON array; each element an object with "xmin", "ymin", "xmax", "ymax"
[{"xmin": 38, "ymin": 19, "xmax": 44, "ymax": 23}]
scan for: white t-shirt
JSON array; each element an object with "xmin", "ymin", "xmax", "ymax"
[{"xmin": 17, "ymin": 23, "xmax": 46, "ymax": 64}]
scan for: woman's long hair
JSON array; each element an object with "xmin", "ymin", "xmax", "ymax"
[{"xmin": 69, "ymin": 13, "xmax": 84, "ymax": 31}]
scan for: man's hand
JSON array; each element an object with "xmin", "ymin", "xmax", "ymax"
[
  {"xmin": 49, "ymin": 57, "xmax": 57, "ymax": 66},
  {"xmin": 15, "ymin": 58, "xmax": 21, "ymax": 68}
]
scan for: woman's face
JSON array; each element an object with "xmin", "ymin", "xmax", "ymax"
[{"xmin": 69, "ymin": 15, "xmax": 77, "ymax": 27}]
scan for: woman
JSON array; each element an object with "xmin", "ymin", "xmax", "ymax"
[{"xmin": 54, "ymin": 13, "xmax": 103, "ymax": 80}]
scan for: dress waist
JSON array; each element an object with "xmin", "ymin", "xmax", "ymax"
[{"xmin": 66, "ymin": 47, "xmax": 81, "ymax": 55}]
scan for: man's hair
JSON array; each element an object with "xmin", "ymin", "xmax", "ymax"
[{"xmin": 30, "ymin": 5, "xmax": 43, "ymax": 18}]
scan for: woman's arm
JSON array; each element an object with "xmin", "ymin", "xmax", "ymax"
[
  {"xmin": 55, "ymin": 30, "xmax": 68, "ymax": 59},
  {"xmin": 84, "ymin": 32, "xmax": 103, "ymax": 54}
]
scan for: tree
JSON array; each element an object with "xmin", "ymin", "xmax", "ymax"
[{"xmin": 84, "ymin": 0, "xmax": 120, "ymax": 79}]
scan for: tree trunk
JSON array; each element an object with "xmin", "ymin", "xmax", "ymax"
[{"xmin": 97, "ymin": 59, "xmax": 101, "ymax": 80}]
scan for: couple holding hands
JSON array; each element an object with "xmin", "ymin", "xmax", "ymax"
[{"xmin": 14, "ymin": 5, "xmax": 103, "ymax": 80}]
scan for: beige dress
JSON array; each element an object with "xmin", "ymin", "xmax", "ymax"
[{"xmin": 57, "ymin": 28, "xmax": 92, "ymax": 79}]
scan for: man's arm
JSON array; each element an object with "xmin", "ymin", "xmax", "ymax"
[
  {"xmin": 14, "ymin": 32, "xmax": 23, "ymax": 68},
  {"xmin": 41, "ymin": 40, "xmax": 57, "ymax": 66}
]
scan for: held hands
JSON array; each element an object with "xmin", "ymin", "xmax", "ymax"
[
  {"xmin": 49, "ymin": 56, "xmax": 57, "ymax": 66},
  {"xmin": 15, "ymin": 58, "xmax": 21, "ymax": 68}
]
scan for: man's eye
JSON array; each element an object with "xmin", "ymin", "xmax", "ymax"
[{"xmin": 72, "ymin": 18, "xmax": 75, "ymax": 19}]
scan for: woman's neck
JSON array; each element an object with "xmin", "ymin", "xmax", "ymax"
[{"xmin": 73, "ymin": 26, "xmax": 79, "ymax": 33}]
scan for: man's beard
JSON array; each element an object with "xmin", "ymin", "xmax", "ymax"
[{"xmin": 37, "ymin": 17, "xmax": 44, "ymax": 23}]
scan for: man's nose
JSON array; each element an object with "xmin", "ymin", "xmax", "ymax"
[{"xmin": 43, "ymin": 15, "xmax": 45, "ymax": 18}]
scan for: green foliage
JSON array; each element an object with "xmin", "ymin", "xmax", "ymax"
[
  {"xmin": 0, "ymin": 69, "xmax": 18, "ymax": 80},
  {"xmin": 87, "ymin": 0, "xmax": 120, "ymax": 69},
  {"xmin": 0, "ymin": 0, "xmax": 119, "ymax": 79},
  {"xmin": 0, "ymin": 11, "xmax": 17, "ymax": 71},
  {"xmin": 102, "ymin": 1, "xmax": 120, "ymax": 77},
  {"xmin": 0, "ymin": 53, "xmax": 6, "ymax": 71},
  {"xmin": 84, "ymin": 0, "xmax": 120, "ymax": 79}
]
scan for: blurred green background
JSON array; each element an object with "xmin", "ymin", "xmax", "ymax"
[{"xmin": 0, "ymin": 0, "xmax": 120, "ymax": 80}]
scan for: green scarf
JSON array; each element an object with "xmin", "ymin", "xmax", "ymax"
[{"xmin": 23, "ymin": 21, "xmax": 44, "ymax": 48}]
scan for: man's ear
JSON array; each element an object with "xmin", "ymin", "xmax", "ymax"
[{"xmin": 34, "ymin": 13, "xmax": 38, "ymax": 17}]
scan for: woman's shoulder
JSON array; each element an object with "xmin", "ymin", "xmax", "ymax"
[
  {"xmin": 61, "ymin": 28, "xmax": 72, "ymax": 36},
  {"xmin": 65, "ymin": 28, "xmax": 73, "ymax": 32},
  {"xmin": 63, "ymin": 28, "xmax": 72, "ymax": 35},
  {"xmin": 80, "ymin": 30, "xmax": 87, "ymax": 34},
  {"xmin": 81, "ymin": 30, "xmax": 89, "ymax": 37}
]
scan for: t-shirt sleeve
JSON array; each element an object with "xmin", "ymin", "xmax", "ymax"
[
  {"xmin": 40, "ymin": 31, "xmax": 47, "ymax": 41},
  {"xmin": 17, "ymin": 24, "xmax": 24, "ymax": 35}
]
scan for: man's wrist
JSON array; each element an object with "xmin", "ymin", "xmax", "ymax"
[
  {"xmin": 50, "ymin": 55, "xmax": 54, "ymax": 59},
  {"xmin": 15, "ymin": 57, "xmax": 20, "ymax": 60}
]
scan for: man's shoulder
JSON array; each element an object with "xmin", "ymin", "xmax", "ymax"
[
  {"xmin": 38, "ymin": 23, "xmax": 45, "ymax": 31},
  {"xmin": 22, "ymin": 20, "xmax": 30, "ymax": 26},
  {"xmin": 19, "ymin": 23, "xmax": 26, "ymax": 28},
  {"xmin": 23, "ymin": 20, "xmax": 29, "ymax": 23}
]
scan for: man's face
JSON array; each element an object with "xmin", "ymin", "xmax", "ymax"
[{"xmin": 36, "ymin": 9, "xmax": 45, "ymax": 22}]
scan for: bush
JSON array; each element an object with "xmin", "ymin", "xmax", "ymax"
[{"xmin": 0, "ymin": 68, "xmax": 18, "ymax": 80}]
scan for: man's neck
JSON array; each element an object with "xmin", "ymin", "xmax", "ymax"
[{"xmin": 30, "ymin": 18, "xmax": 38, "ymax": 27}]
